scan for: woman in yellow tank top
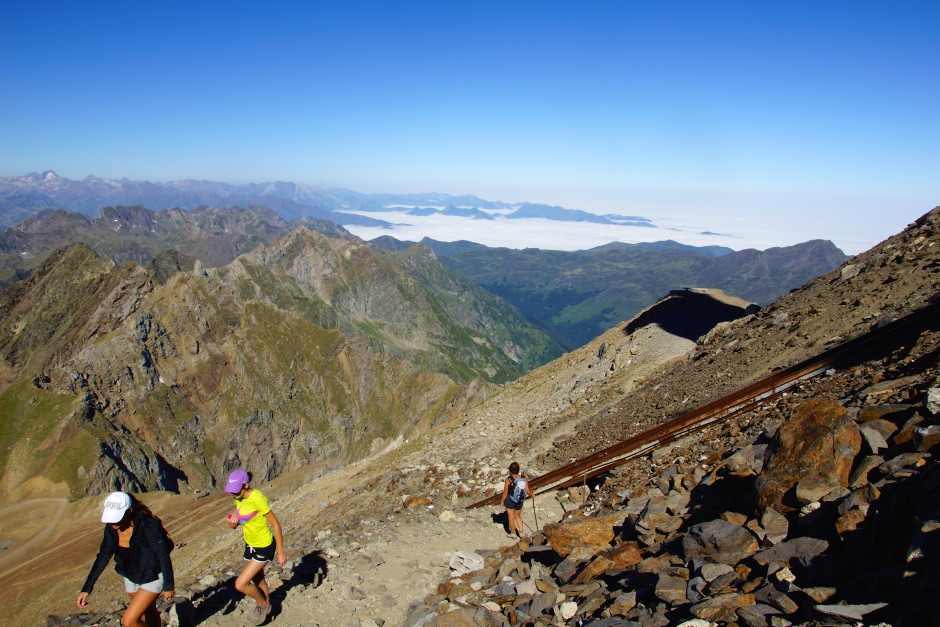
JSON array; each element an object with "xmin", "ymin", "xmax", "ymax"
[{"xmin": 224, "ymin": 469, "xmax": 287, "ymax": 626}]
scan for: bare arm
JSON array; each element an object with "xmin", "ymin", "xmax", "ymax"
[
  {"xmin": 500, "ymin": 477, "xmax": 510, "ymax": 505},
  {"xmin": 264, "ymin": 510, "xmax": 287, "ymax": 567}
]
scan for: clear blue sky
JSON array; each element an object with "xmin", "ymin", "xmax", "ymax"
[{"xmin": 1, "ymin": 1, "xmax": 937, "ymax": 253}]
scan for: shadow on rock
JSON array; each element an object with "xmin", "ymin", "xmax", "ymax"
[
  {"xmin": 189, "ymin": 551, "xmax": 328, "ymax": 625},
  {"xmin": 267, "ymin": 550, "xmax": 329, "ymax": 622},
  {"xmin": 189, "ymin": 574, "xmax": 240, "ymax": 625},
  {"xmin": 491, "ymin": 510, "xmax": 510, "ymax": 533}
]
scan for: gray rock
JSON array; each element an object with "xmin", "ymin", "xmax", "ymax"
[
  {"xmin": 493, "ymin": 581, "xmax": 516, "ymax": 596},
  {"xmin": 664, "ymin": 489, "xmax": 690, "ymax": 516},
  {"xmin": 760, "ymin": 507, "xmax": 789, "ymax": 545},
  {"xmin": 723, "ymin": 443, "xmax": 769, "ymax": 476},
  {"xmin": 927, "ymin": 387, "xmax": 940, "ymax": 416},
  {"xmin": 609, "ymin": 591, "xmax": 637, "ymax": 616},
  {"xmin": 528, "ymin": 591, "xmax": 556, "ymax": 616},
  {"xmin": 849, "ymin": 455, "xmax": 884, "ymax": 488},
  {"xmin": 699, "ymin": 562, "xmax": 734, "ymax": 582},
  {"xmin": 682, "ymin": 519, "xmax": 759, "ymax": 563},
  {"xmin": 859, "ymin": 425, "xmax": 889, "ymax": 453},
  {"xmin": 704, "ymin": 570, "xmax": 742, "ymax": 595},
  {"xmin": 815, "ymin": 602, "xmax": 888, "ymax": 620},
  {"xmin": 514, "ymin": 580, "xmax": 537, "ymax": 596},
  {"xmin": 766, "ymin": 590, "xmax": 799, "ymax": 614},
  {"xmin": 737, "ymin": 603, "xmax": 782, "ymax": 627},
  {"xmin": 449, "ymin": 550, "xmax": 484, "ymax": 575},
  {"xmin": 794, "ymin": 477, "xmax": 839, "ymax": 504},
  {"xmin": 636, "ymin": 496, "xmax": 672, "ymax": 533},
  {"xmin": 913, "ymin": 425, "xmax": 940, "ymax": 452},
  {"xmin": 878, "ymin": 452, "xmax": 927, "ymax": 475},
  {"xmin": 839, "ymin": 264, "xmax": 862, "ymax": 281},
  {"xmin": 837, "ymin": 484, "xmax": 879, "ymax": 516},
  {"xmin": 654, "ymin": 573, "xmax": 688, "ymax": 605},
  {"xmin": 686, "ymin": 576, "xmax": 707, "ymax": 602},
  {"xmin": 752, "ymin": 537, "xmax": 829, "ymax": 567}
]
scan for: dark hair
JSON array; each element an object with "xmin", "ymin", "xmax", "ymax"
[
  {"xmin": 125, "ymin": 493, "xmax": 165, "ymax": 528},
  {"xmin": 509, "ymin": 462, "xmax": 520, "ymax": 475}
]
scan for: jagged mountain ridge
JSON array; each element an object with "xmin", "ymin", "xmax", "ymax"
[
  {"xmin": 0, "ymin": 204, "xmax": 350, "ymax": 285},
  {"xmin": 1, "ymin": 205, "xmax": 841, "ymax": 360},
  {"xmin": 0, "ymin": 227, "xmax": 565, "ymax": 500}
]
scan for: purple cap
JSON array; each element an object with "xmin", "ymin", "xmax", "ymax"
[{"xmin": 224, "ymin": 469, "xmax": 249, "ymax": 493}]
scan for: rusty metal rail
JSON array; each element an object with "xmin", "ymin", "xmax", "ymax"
[{"xmin": 469, "ymin": 300, "xmax": 940, "ymax": 508}]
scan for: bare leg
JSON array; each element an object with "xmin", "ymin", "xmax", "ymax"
[
  {"xmin": 252, "ymin": 566, "xmax": 270, "ymax": 603},
  {"xmin": 235, "ymin": 560, "xmax": 269, "ymax": 606},
  {"xmin": 122, "ymin": 589, "xmax": 160, "ymax": 627},
  {"xmin": 505, "ymin": 508, "xmax": 516, "ymax": 534},
  {"xmin": 511, "ymin": 509, "xmax": 524, "ymax": 535}
]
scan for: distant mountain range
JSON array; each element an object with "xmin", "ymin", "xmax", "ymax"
[{"xmin": 0, "ymin": 171, "xmax": 660, "ymax": 231}]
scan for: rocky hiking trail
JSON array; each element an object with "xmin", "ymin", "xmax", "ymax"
[
  {"xmin": 173, "ymin": 463, "xmax": 568, "ymax": 627},
  {"xmin": 34, "ymin": 207, "xmax": 940, "ymax": 626}
]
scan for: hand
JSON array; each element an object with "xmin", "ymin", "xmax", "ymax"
[
  {"xmin": 277, "ymin": 551, "xmax": 287, "ymax": 567},
  {"xmin": 76, "ymin": 592, "xmax": 89, "ymax": 609},
  {"xmin": 162, "ymin": 590, "xmax": 175, "ymax": 601},
  {"xmin": 226, "ymin": 514, "xmax": 238, "ymax": 528}
]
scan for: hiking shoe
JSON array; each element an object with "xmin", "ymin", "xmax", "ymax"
[{"xmin": 250, "ymin": 601, "xmax": 271, "ymax": 626}]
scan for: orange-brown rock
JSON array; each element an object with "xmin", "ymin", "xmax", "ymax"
[
  {"xmin": 542, "ymin": 511, "xmax": 623, "ymax": 558},
  {"xmin": 690, "ymin": 593, "xmax": 756, "ymax": 621},
  {"xmin": 404, "ymin": 496, "xmax": 433, "ymax": 508},
  {"xmin": 756, "ymin": 399, "xmax": 862, "ymax": 512},
  {"xmin": 835, "ymin": 508, "xmax": 869, "ymax": 536},
  {"xmin": 605, "ymin": 541, "xmax": 644, "ymax": 569},
  {"xmin": 573, "ymin": 556, "xmax": 615, "ymax": 584}
]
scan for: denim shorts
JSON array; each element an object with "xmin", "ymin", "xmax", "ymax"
[{"xmin": 124, "ymin": 573, "xmax": 164, "ymax": 594}]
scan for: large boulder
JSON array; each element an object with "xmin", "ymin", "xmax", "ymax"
[
  {"xmin": 542, "ymin": 511, "xmax": 623, "ymax": 558},
  {"xmin": 756, "ymin": 399, "xmax": 862, "ymax": 512}
]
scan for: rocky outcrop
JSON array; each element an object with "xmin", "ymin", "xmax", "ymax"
[
  {"xmin": 0, "ymin": 234, "xmax": 512, "ymax": 498},
  {"xmin": 406, "ymin": 375, "xmax": 940, "ymax": 626}
]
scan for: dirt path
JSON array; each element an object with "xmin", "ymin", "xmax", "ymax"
[
  {"xmin": 193, "ymin": 490, "xmax": 566, "ymax": 626},
  {"xmin": 0, "ymin": 498, "xmax": 67, "ymax": 575}
]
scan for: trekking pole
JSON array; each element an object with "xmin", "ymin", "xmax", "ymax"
[{"xmin": 527, "ymin": 471, "xmax": 539, "ymax": 531}]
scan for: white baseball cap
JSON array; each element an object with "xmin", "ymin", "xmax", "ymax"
[{"xmin": 101, "ymin": 491, "xmax": 132, "ymax": 524}]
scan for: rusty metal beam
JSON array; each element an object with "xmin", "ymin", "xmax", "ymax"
[{"xmin": 468, "ymin": 300, "xmax": 939, "ymax": 509}]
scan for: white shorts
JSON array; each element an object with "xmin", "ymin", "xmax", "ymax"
[{"xmin": 124, "ymin": 573, "xmax": 164, "ymax": 594}]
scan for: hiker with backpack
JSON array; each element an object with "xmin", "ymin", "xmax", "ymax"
[
  {"xmin": 501, "ymin": 461, "xmax": 532, "ymax": 539},
  {"xmin": 223, "ymin": 469, "xmax": 287, "ymax": 626},
  {"xmin": 76, "ymin": 491, "xmax": 175, "ymax": 627}
]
